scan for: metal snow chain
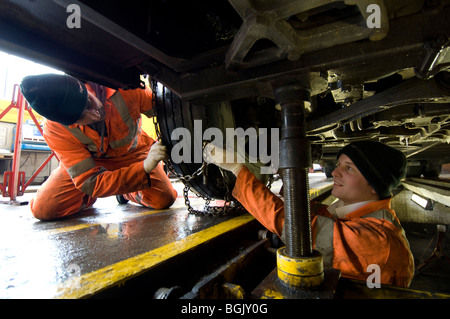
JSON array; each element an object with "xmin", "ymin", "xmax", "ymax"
[
  {"xmin": 150, "ymin": 80, "xmax": 272, "ymax": 216},
  {"xmin": 150, "ymin": 88, "xmax": 239, "ymax": 215},
  {"xmin": 181, "ymin": 165, "xmax": 246, "ymax": 216}
]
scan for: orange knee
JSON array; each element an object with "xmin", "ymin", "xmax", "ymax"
[
  {"xmin": 30, "ymin": 197, "xmax": 63, "ymax": 221},
  {"xmin": 30, "ymin": 194, "xmax": 94, "ymax": 221},
  {"xmin": 151, "ymin": 188, "xmax": 177, "ymax": 209}
]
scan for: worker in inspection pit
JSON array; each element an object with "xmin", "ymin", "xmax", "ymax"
[
  {"xmin": 203, "ymin": 140, "xmax": 414, "ymax": 287},
  {"xmin": 20, "ymin": 74, "xmax": 177, "ymax": 220}
]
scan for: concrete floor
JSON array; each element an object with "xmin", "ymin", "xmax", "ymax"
[
  {"xmin": 1, "ymin": 173, "xmax": 450, "ymax": 298},
  {"xmin": 404, "ymin": 222, "xmax": 450, "ymax": 294}
]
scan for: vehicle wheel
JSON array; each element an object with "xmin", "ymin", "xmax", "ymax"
[
  {"xmin": 152, "ymin": 83, "xmax": 269, "ymax": 200},
  {"xmin": 406, "ymin": 165, "xmax": 422, "ymax": 177},
  {"xmin": 422, "ymin": 160, "xmax": 442, "ymax": 178}
]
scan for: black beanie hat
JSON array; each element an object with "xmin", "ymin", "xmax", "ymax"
[
  {"xmin": 20, "ymin": 74, "xmax": 88, "ymax": 125},
  {"xmin": 337, "ymin": 141, "xmax": 406, "ymax": 199}
]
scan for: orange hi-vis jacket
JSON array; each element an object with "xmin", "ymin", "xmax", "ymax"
[
  {"xmin": 43, "ymin": 85, "xmax": 156, "ymax": 198},
  {"xmin": 232, "ymin": 166, "xmax": 415, "ymax": 288}
]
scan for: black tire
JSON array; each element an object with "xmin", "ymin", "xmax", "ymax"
[
  {"xmin": 153, "ymin": 84, "xmax": 228, "ymax": 199},
  {"xmin": 153, "ymin": 83, "xmax": 270, "ymax": 200},
  {"xmin": 422, "ymin": 160, "xmax": 442, "ymax": 178},
  {"xmin": 406, "ymin": 165, "xmax": 422, "ymax": 177}
]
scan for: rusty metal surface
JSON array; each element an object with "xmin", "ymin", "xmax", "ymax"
[{"xmin": 252, "ymin": 267, "xmax": 341, "ymax": 299}]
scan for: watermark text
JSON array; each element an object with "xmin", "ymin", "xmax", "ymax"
[
  {"xmin": 171, "ymin": 120, "xmax": 279, "ymax": 174},
  {"xmin": 66, "ymin": 4, "xmax": 81, "ymax": 29}
]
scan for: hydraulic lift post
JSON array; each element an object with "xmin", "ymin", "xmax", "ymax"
[
  {"xmin": 252, "ymin": 77, "xmax": 341, "ymax": 299},
  {"xmin": 275, "ymin": 83, "xmax": 313, "ymax": 258},
  {"xmin": 261, "ymin": 77, "xmax": 327, "ymax": 293}
]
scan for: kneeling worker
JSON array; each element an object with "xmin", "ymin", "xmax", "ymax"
[
  {"xmin": 20, "ymin": 74, "xmax": 177, "ymax": 220},
  {"xmin": 203, "ymin": 140, "xmax": 414, "ymax": 287}
]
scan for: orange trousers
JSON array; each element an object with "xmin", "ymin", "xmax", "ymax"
[{"xmin": 30, "ymin": 162, "xmax": 177, "ymax": 221}]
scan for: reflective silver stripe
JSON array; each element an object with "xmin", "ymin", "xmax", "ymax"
[
  {"xmin": 66, "ymin": 126, "xmax": 98, "ymax": 154},
  {"xmin": 362, "ymin": 209, "xmax": 409, "ymax": 243},
  {"xmin": 79, "ymin": 167, "xmax": 107, "ymax": 196},
  {"xmin": 109, "ymin": 92, "xmax": 139, "ymax": 150},
  {"xmin": 280, "ymin": 224, "xmax": 286, "ymax": 244},
  {"xmin": 129, "ymin": 117, "xmax": 141, "ymax": 151},
  {"xmin": 363, "ymin": 209, "xmax": 401, "ymax": 229},
  {"xmin": 279, "ymin": 209, "xmax": 404, "ymax": 271},
  {"xmin": 66, "ymin": 157, "xmax": 96, "ymax": 179},
  {"xmin": 280, "ymin": 214, "xmax": 334, "ymax": 268},
  {"xmin": 314, "ymin": 215, "xmax": 335, "ymax": 269},
  {"xmin": 66, "ymin": 92, "xmax": 140, "ymax": 154}
]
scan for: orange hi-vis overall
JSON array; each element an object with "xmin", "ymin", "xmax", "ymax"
[
  {"xmin": 30, "ymin": 85, "xmax": 177, "ymax": 220},
  {"xmin": 232, "ymin": 166, "xmax": 414, "ymax": 287}
]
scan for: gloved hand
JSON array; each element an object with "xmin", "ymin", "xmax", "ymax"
[
  {"xmin": 144, "ymin": 141, "xmax": 168, "ymax": 173},
  {"xmin": 203, "ymin": 142, "xmax": 245, "ymax": 176}
]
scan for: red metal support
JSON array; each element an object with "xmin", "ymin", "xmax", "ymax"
[
  {"xmin": 10, "ymin": 84, "xmax": 25, "ymax": 201},
  {"xmin": 0, "ymin": 84, "xmax": 59, "ymax": 204}
]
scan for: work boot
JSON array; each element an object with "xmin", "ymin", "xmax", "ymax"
[{"xmin": 116, "ymin": 194, "xmax": 129, "ymax": 204}]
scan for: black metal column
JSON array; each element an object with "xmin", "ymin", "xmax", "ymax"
[{"xmin": 275, "ymin": 83, "xmax": 313, "ymax": 258}]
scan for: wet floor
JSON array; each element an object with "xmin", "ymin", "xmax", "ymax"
[{"xmin": 404, "ymin": 222, "xmax": 450, "ymax": 294}]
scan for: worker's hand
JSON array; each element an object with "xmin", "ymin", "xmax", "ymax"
[
  {"xmin": 203, "ymin": 142, "xmax": 244, "ymax": 176},
  {"xmin": 143, "ymin": 141, "xmax": 168, "ymax": 173}
]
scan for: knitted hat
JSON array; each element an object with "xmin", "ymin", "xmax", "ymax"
[
  {"xmin": 337, "ymin": 141, "xmax": 406, "ymax": 199},
  {"xmin": 20, "ymin": 74, "xmax": 88, "ymax": 125}
]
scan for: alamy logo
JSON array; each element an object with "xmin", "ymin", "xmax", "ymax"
[
  {"xmin": 66, "ymin": 4, "xmax": 382, "ymax": 30},
  {"xmin": 366, "ymin": 264, "xmax": 381, "ymax": 288},
  {"xmin": 171, "ymin": 120, "xmax": 279, "ymax": 174},
  {"xmin": 366, "ymin": 4, "xmax": 381, "ymax": 29},
  {"xmin": 66, "ymin": 4, "xmax": 81, "ymax": 29}
]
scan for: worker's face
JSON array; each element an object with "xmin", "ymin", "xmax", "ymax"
[
  {"xmin": 74, "ymin": 90, "xmax": 106, "ymax": 125},
  {"xmin": 331, "ymin": 154, "xmax": 379, "ymax": 205}
]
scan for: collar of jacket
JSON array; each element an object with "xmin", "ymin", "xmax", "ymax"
[
  {"xmin": 85, "ymin": 83, "xmax": 116, "ymax": 101},
  {"xmin": 344, "ymin": 197, "xmax": 392, "ymax": 219}
]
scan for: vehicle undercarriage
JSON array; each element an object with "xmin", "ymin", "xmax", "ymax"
[{"xmin": 2, "ymin": 0, "xmax": 449, "ymax": 187}]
